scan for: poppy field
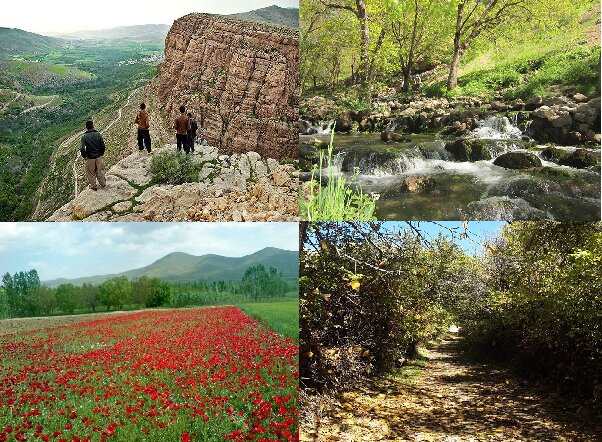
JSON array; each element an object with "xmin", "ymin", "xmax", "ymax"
[{"xmin": 0, "ymin": 307, "xmax": 299, "ymax": 441}]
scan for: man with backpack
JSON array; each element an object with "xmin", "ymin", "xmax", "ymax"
[
  {"xmin": 187, "ymin": 112, "xmax": 198, "ymax": 153},
  {"xmin": 173, "ymin": 105, "xmax": 190, "ymax": 154},
  {"xmin": 80, "ymin": 120, "xmax": 106, "ymax": 191},
  {"xmin": 135, "ymin": 102, "xmax": 152, "ymax": 154}
]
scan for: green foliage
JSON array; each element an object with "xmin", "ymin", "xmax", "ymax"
[
  {"xmin": 457, "ymin": 222, "xmax": 602, "ymax": 397},
  {"xmin": 300, "ymin": 130, "xmax": 376, "ymax": 221},
  {"xmin": 98, "ymin": 277, "xmax": 132, "ymax": 310},
  {"xmin": 241, "ymin": 264, "xmax": 288, "ymax": 301},
  {"xmin": 55, "ymin": 284, "xmax": 79, "ymax": 314},
  {"xmin": 149, "ymin": 150, "xmax": 197, "ymax": 185}
]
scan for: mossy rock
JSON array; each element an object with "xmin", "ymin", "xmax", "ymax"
[
  {"xmin": 558, "ymin": 149, "xmax": 600, "ymax": 169},
  {"xmin": 539, "ymin": 167, "xmax": 577, "ymax": 179},
  {"xmin": 540, "ymin": 146, "xmax": 570, "ymax": 163},
  {"xmin": 493, "ymin": 152, "xmax": 542, "ymax": 169},
  {"xmin": 445, "ymin": 139, "xmax": 492, "ymax": 162}
]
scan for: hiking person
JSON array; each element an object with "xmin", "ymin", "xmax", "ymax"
[
  {"xmin": 80, "ymin": 120, "xmax": 106, "ymax": 191},
  {"xmin": 135, "ymin": 102, "xmax": 152, "ymax": 153},
  {"xmin": 187, "ymin": 112, "xmax": 198, "ymax": 153},
  {"xmin": 173, "ymin": 105, "xmax": 190, "ymax": 153}
]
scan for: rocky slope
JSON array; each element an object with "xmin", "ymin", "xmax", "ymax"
[
  {"xmin": 47, "ymin": 145, "xmax": 299, "ymax": 222},
  {"xmin": 155, "ymin": 13, "xmax": 299, "ymax": 161}
]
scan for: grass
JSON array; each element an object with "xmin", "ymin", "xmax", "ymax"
[
  {"xmin": 382, "ymin": 351, "xmax": 428, "ymax": 388},
  {"xmin": 425, "ymin": 46, "xmax": 600, "ymax": 100},
  {"xmin": 300, "ymin": 128, "xmax": 376, "ymax": 221},
  {"xmin": 238, "ymin": 299, "xmax": 299, "ymax": 342}
]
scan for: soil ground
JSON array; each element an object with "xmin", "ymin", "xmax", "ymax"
[
  {"xmin": 0, "ymin": 309, "xmax": 148, "ymax": 336},
  {"xmin": 301, "ymin": 336, "xmax": 602, "ymax": 441}
]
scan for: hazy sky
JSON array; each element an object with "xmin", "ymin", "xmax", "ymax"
[
  {"xmin": 0, "ymin": 0, "xmax": 299, "ymax": 34},
  {"xmin": 0, "ymin": 223, "xmax": 299, "ymax": 281}
]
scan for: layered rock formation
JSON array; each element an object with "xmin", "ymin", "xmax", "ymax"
[{"xmin": 156, "ymin": 13, "xmax": 299, "ymax": 161}]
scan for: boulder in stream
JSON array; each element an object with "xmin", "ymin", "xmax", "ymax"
[
  {"xmin": 445, "ymin": 139, "xmax": 492, "ymax": 162},
  {"xmin": 381, "ymin": 130, "xmax": 411, "ymax": 143},
  {"xmin": 540, "ymin": 146, "xmax": 570, "ymax": 163},
  {"xmin": 558, "ymin": 148, "xmax": 600, "ymax": 169},
  {"xmin": 399, "ymin": 176, "xmax": 436, "ymax": 193},
  {"xmin": 493, "ymin": 152, "xmax": 542, "ymax": 169}
]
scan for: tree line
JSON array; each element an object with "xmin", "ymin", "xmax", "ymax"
[
  {"xmin": 301, "ymin": 0, "xmax": 589, "ymax": 92},
  {"xmin": 0, "ymin": 264, "xmax": 294, "ymax": 318},
  {"xmin": 300, "ymin": 222, "xmax": 602, "ymax": 399}
]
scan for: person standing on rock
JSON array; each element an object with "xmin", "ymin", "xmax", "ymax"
[
  {"xmin": 80, "ymin": 120, "xmax": 106, "ymax": 191},
  {"xmin": 187, "ymin": 112, "xmax": 198, "ymax": 153},
  {"xmin": 174, "ymin": 105, "xmax": 190, "ymax": 154},
  {"xmin": 135, "ymin": 102, "xmax": 152, "ymax": 154}
]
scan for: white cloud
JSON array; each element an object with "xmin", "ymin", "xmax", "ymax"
[{"xmin": 0, "ymin": 0, "xmax": 299, "ymax": 34}]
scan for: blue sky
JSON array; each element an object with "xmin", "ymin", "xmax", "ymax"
[
  {"xmin": 393, "ymin": 221, "xmax": 506, "ymax": 254},
  {"xmin": 1, "ymin": 1, "xmax": 299, "ymax": 34},
  {"xmin": 0, "ymin": 223, "xmax": 299, "ymax": 281},
  {"xmin": 305, "ymin": 222, "xmax": 505, "ymax": 255}
]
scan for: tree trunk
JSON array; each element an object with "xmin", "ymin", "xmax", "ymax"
[
  {"xmin": 357, "ymin": 0, "xmax": 369, "ymax": 84},
  {"xmin": 447, "ymin": 3, "xmax": 464, "ymax": 91},
  {"xmin": 447, "ymin": 47, "xmax": 463, "ymax": 90}
]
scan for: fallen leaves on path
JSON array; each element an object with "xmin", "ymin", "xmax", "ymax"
[{"xmin": 301, "ymin": 336, "xmax": 601, "ymax": 441}]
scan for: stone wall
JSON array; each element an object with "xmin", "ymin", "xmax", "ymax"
[{"xmin": 156, "ymin": 13, "xmax": 299, "ymax": 160}]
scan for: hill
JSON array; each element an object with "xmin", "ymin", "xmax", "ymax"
[
  {"xmin": 229, "ymin": 5, "xmax": 299, "ymax": 29},
  {"xmin": 55, "ymin": 24, "xmax": 170, "ymax": 46},
  {"xmin": 44, "ymin": 247, "xmax": 298, "ymax": 287},
  {"xmin": 0, "ymin": 27, "xmax": 66, "ymax": 56}
]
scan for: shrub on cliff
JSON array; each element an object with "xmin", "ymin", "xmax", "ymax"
[{"xmin": 149, "ymin": 150, "xmax": 196, "ymax": 185}]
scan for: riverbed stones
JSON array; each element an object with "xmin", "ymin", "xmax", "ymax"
[
  {"xmin": 445, "ymin": 139, "xmax": 492, "ymax": 162},
  {"xmin": 493, "ymin": 152, "xmax": 542, "ymax": 169}
]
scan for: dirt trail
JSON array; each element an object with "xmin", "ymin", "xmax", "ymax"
[
  {"xmin": 302, "ymin": 336, "xmax": 601, "ymax": 441},
  {"xmin": 21, "ymin": 95, "xmax": 58, "ymax": 114}
]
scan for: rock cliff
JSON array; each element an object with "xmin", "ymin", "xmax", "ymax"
[{"xmin": 155, "ymin": 13, "xmax": 299, "ymax": 161}]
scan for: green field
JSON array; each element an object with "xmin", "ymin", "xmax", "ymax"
[{"xmin": 239, "ymin": 299, "xmax": 299, "ymax": 342}]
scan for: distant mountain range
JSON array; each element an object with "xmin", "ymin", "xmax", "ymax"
[
  {"xmin": 0, "ymin": 5, "xmax": 298, "ymax": 56},
  {"xmin": 0, "ymin": 27, "xmax": 66, "ymax": 56},
  {"xmin": 44, "ymin": 247, "xmax": 298, "ymax": 288},
  {"xmin": 53, "ymin": 24, "xmax": 171, "ymax": 45},
  {"xmin": 229, "ymin": 5, "xmax": 299, "ymax": 29}
]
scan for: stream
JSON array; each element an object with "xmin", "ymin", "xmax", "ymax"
[{"xmin": 300, "ymin": 116, "xmax": 601, "ymax": 220}]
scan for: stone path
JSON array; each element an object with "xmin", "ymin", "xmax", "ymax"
[{"xmin": 301, "ymin": 336, "xmax": 602, "ymax": 441}]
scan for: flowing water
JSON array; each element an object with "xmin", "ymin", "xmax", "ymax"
[{"xmin": 300, "ymin": 117, "xmax": 601, "ymax": 221}]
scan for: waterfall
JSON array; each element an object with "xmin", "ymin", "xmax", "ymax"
[
  {"xmin": 468, "ymin": 116, "xmax": 524, "ymax": 140},
  {"xmin": 300, "ymin": 119, "xmax": 335, "ymax": 135}
]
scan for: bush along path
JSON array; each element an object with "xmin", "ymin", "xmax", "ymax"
[
  {"xmin": 47, "ymin": 145, "xmax": 299, "ymax": 222},
  {"xmin": 301, "ymin": 335, "xmax": 601, "ymax": 441}
]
